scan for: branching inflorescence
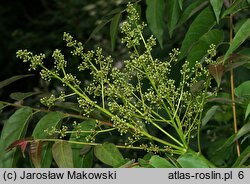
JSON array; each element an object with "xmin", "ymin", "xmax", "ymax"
[{"xmin": 16, "ymin": 3, "xmax": 216, "ymax": 155}]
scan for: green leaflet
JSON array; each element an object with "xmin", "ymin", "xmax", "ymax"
[
  {"xmin": 224, "ymin": 18, "xmax": 250, "ymax": 61},
  {"xmin": 0, "ymin": 74, "xmax": 33, "ymax": 89},
  {"xmin": 32, "ymin": 112, "xmax": 64, "ymax": 139},
  {"xmin": 69, "ymin": 119, "xmax": 96, "ymax": 168},
  {"xmin": 232, "ymin": 145, "xmax": 250, "ymax": 167},
  {"xmin": 146, "ymin": 0, "xmax": 165, "ymax": 48},
  {"xmin": 222, "ymin": 0, "xmax": 249, "ymax": 18},
  {"xmin": 177, "ymin": 150, "xmax": 215, "ymax": 168},
  {"xmin": 234, "ymin": 121, "xmax": 250, "ymax": 143},
  {"xmin": 166, "ymin": 0, "xmax": 181, "ymax": 38},
  {"xmin": 179, "ymin": 6, "xmax": 216, "ymax": 59},
  {"xmin": 32, "ymin": 112, "xmax": 64, "ymax": 167},
  {"xmin": 235, "ymin": 80, "xmax": 250, "ymax": 99},
  {"xmin": 245, "ymin": 102, "xmax": 250, "ymax": 120},
  {"xmin": 0, "ymin": 107, "xmax": 33, "ymax": 167},
  {"xmin": 110, "ymin": 13, "xmax": 122, "ymax": 51},
  {"xmin": 210, "ymin": 0, "xmax": 224, "ymax": 23},
  {"xmin": 178, "ymin": 0, "xmax": 184, "ymax": 10},
  {"xmin": 52, "ymin": 141, "xmax": 74, "ymax": 168},
  {"xmin": 10, "ymin": 91, "xmax": 41, "ymax": 101},
  {"xmin": 94, "ymin": 142, "xmax": 125, "ymax": 167},
  {"xmin": 149, "ymin": 155, "xmax": 175, "ymax": 168},
  {"xmin": 85, "ymin": 19, "xmax": 111, "ymax": 44},
  {"xmin": 186, "ymin": 29, "xmax": 224, "ymax": 68},
  {"xmin": 202, "ymin": 105, "xmax": 219, "ymax": 127},
  {"xmin": 177, "ymin": 0, "xmax": 208, "ymax": 27},
  {"xmin": 216, "ymin": 122, "xmax": 250, "ymax": 152}
]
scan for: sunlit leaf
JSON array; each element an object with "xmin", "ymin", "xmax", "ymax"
[
  {"xmin": 146, "ymin": 0, "xmax": 165, "ymax": 48},
  {"xmin": 149, "ymin": 155, "xmax": 175, "ymax": 168},
  {"xmin": 0, "ymin": 74, "xmax": 33, "ymax": 89},
  {"xmin": 0, "ymin": 107, "xmax": 33, "ymax": 167},
  {"xmin": 224, "ymin": 19, "xmax": 250, "ymax": 61},
  {"xmin": 179, "ymin": 7, "xmax": 216, "ymax": 59},
  {"xmin": 29, "ymin": 140, "xmax": 42, "ymax": 168},
  {"xmin": 210, "ymin": 0, "xmax": 224, "ymax": 23},
  {"xmin": 94, "ymin": 142, "xmax": 125, "ymax": 167},
  {"xmin": 52, "ymin": 141, "xmax": 73, "ymax": 168},
  {"xmin": 110, "ymin": 13, "xmax": 121, "ymax": 51}
]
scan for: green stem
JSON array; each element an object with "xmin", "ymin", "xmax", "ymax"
[
  {"xmin": 33, "ymin": 138, "xmax": 183, "ymax": 154},
  {"xmin": 197, "ymin": 78, "xmax": 210, "ymax": 154},
  {"xmin": 65, "ymin": 127, "xmax": 117, "ymax": 135}
]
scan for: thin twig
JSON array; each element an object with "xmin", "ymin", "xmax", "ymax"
[{"xmin": 229, "ymin": 0, "xmax": 240, "ymax": 157}]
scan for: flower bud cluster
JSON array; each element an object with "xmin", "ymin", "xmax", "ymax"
[
  {"xmin": 16, "ymin": 3, "xmax": 215, "ymax": 153},
  {"xmin": 16, "ymin": 49, "xmax": 45, "ymax": 70}
]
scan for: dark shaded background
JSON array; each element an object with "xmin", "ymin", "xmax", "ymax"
[{"xmin": 0, "ymin": 0, "xmax": 125, "ymax": 99}]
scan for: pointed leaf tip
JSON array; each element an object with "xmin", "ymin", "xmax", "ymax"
[{"xmin": 208, "ymin": 63, "xmax": 225, "ymax": 87}]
